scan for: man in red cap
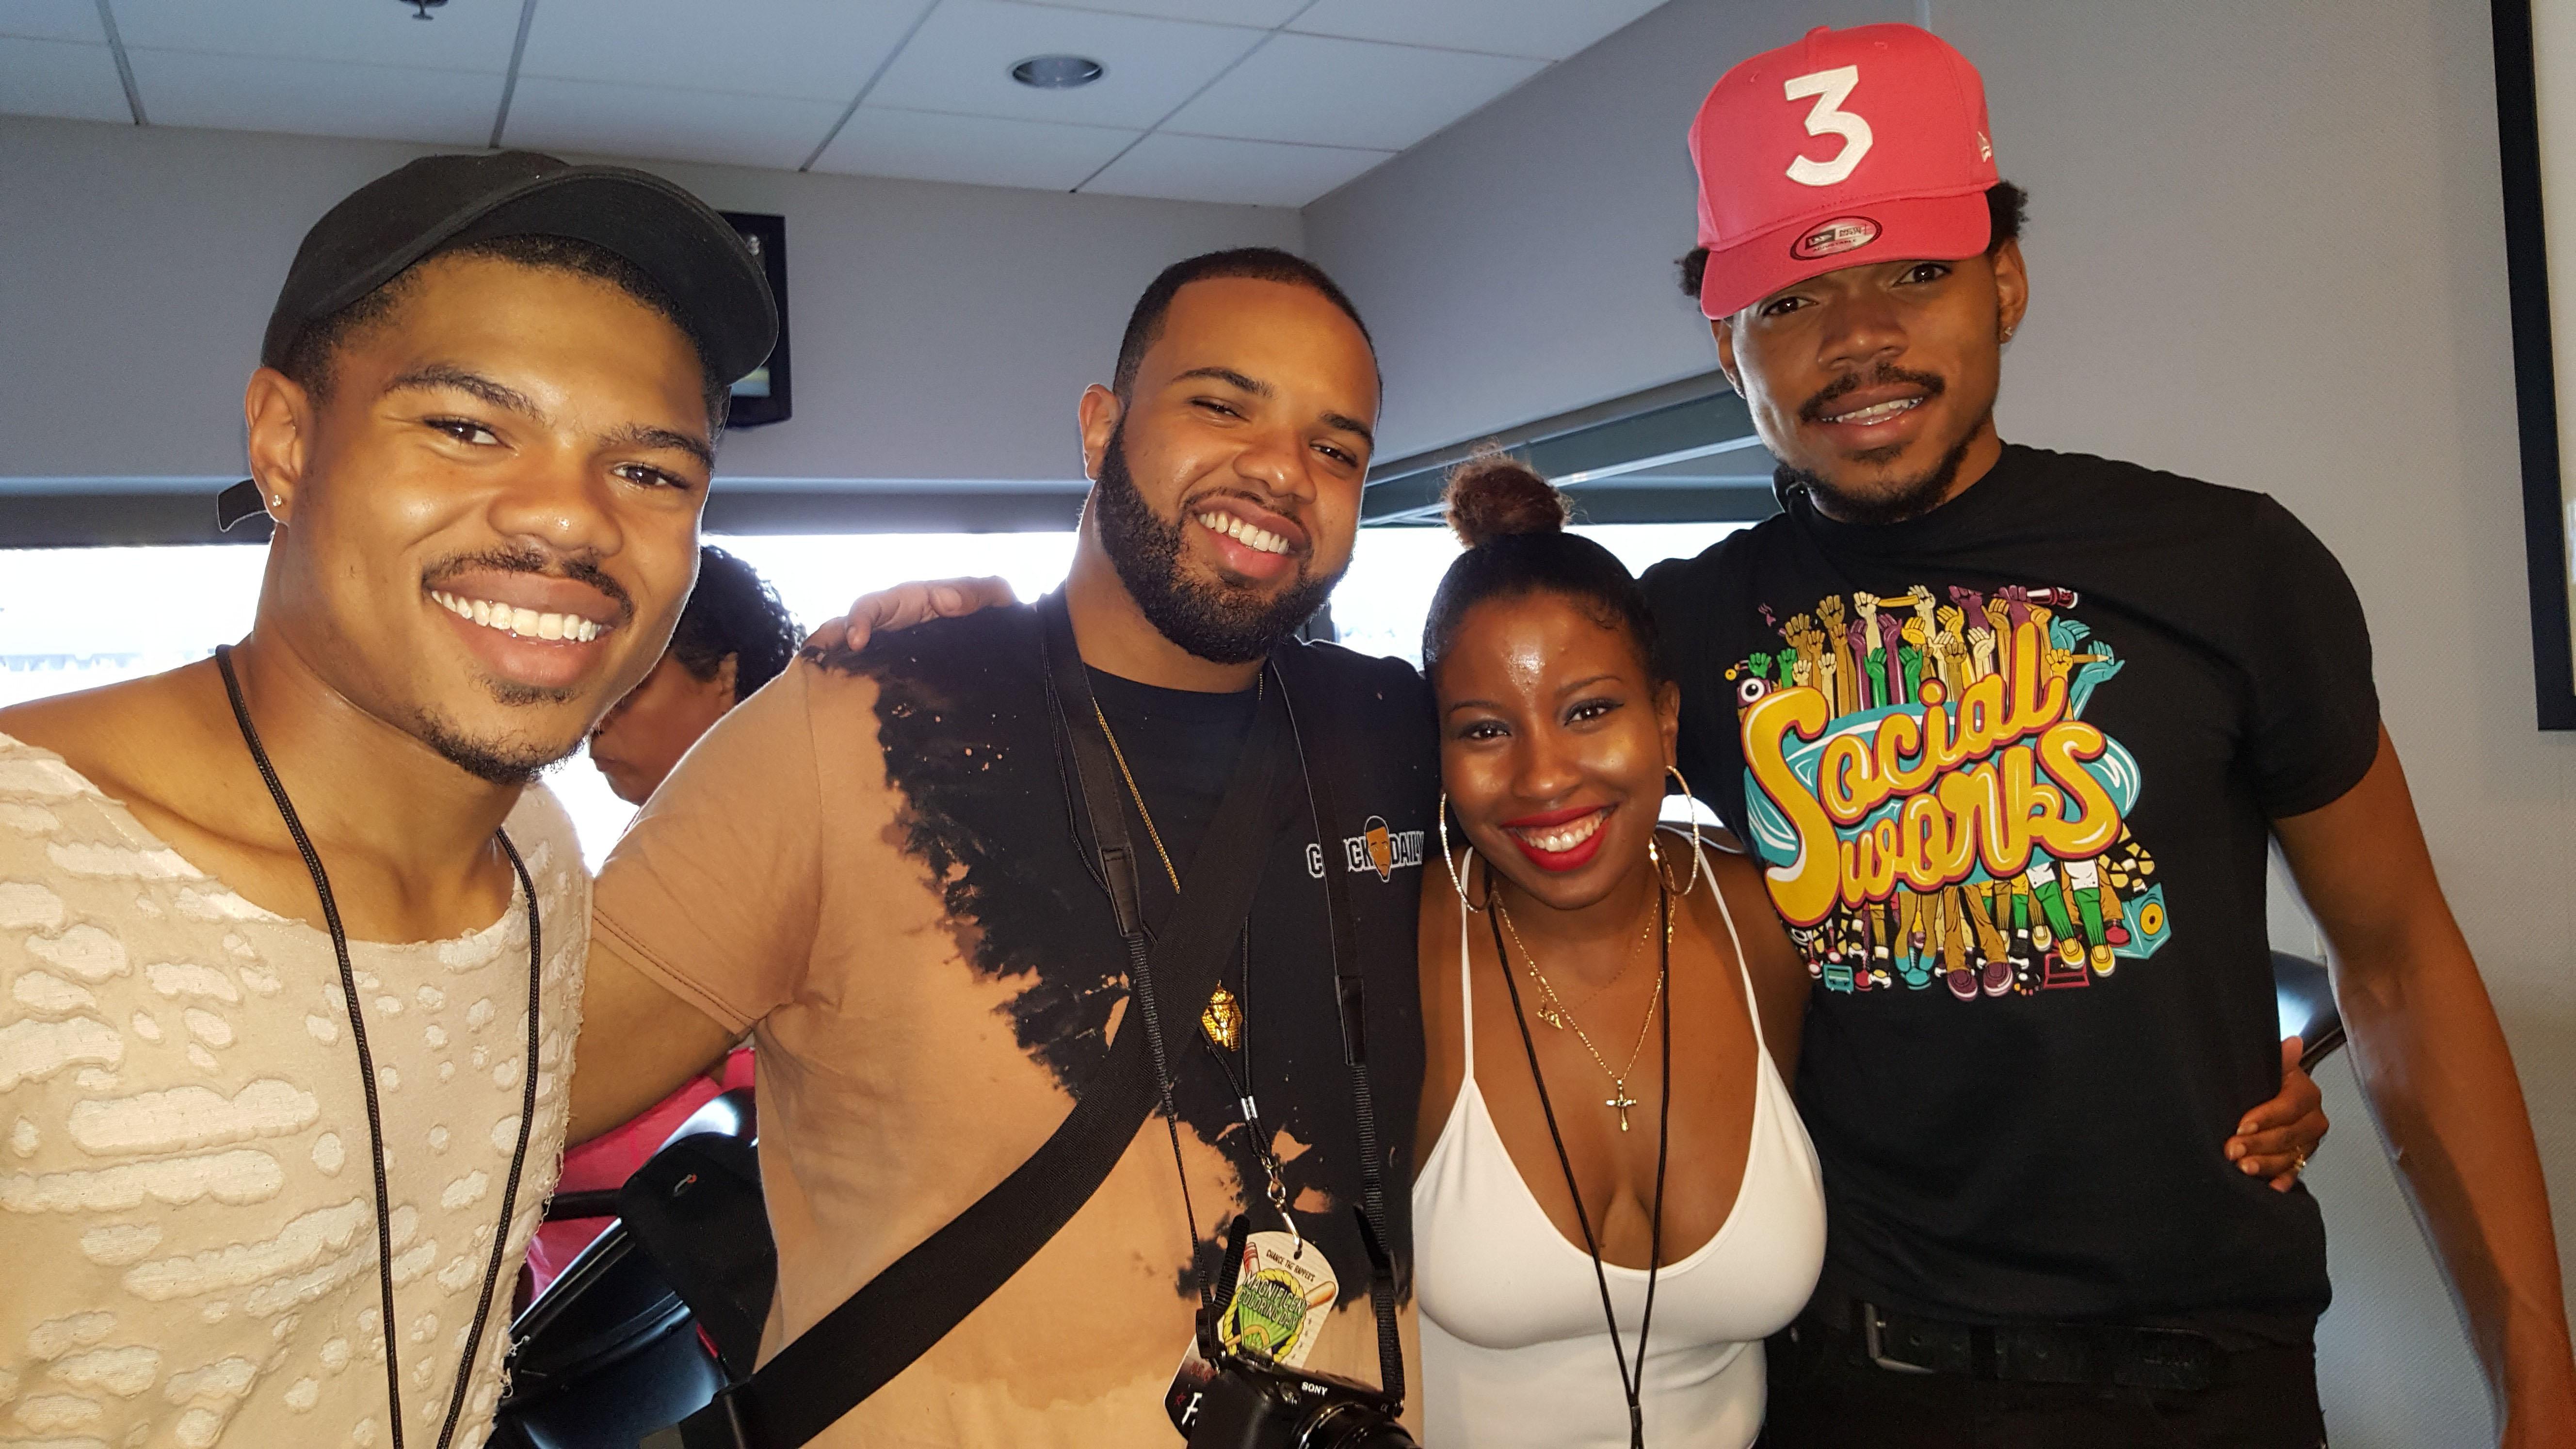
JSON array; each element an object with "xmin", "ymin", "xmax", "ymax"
[{"xmin": 1643, "ymin": 22, "xmax": 2576, "ymax": 1446}]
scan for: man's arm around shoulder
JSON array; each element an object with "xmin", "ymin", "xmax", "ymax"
[
  {"xmin": 570, "ymin": 657, "xmax": 833, "ymax": 1144},
  {"xmin": 571, "ymin": 930, "xmax": 739, "ymax": 1144},
  {"xmin": 2277, "ymin": 725, "xmax": 2576, "ymax": 1447}
]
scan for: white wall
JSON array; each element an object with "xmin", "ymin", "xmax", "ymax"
[
  {"xmin": 1311, "ymin": 0, "xmax": 2574, "ymax": 1442},
  {"xmin": 1303, "ymin": 0, "xmax": 1912, "ymax": 461},
  {"xmin": 0, "ymin": 115, "xmax": 1299, "ymax": 486},
  {"xmin": 1949, "ymin": 0, "xmax": 2561, "ymax": 1435}
]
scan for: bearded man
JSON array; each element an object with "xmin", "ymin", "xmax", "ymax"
[{"xmin": 569, "ymin": 249, "xmax": 1433, "ymax": 1446}]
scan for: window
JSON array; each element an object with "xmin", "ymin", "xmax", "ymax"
[{"xmin": 1, "ymin": 516, "xmax": 1741, "ymax": 865}]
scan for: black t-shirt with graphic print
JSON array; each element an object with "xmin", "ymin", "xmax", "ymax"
[{"xmin": 1642, "ymin": 443, "xmax": 2380, "ymax": 1336}]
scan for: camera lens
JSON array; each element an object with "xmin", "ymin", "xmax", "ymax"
[{"xmin": 1296, "ymin": 1401, "xmax": 1418, "ymax": 1449}]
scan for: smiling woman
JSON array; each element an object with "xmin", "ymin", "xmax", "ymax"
[{"xmin": 1412, "ymin": 455, "xmax": 1824, "ymax": 1449}]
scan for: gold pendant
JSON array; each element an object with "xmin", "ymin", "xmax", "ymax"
[
  {"xmin": 1533, "ymin": 998, "xmax": 1565, "ymax": 1030},
  {"xmin": 1201, "ymin": 985, "xmax": 1244, "ymax": 1051},
  {"xmin": 1607, "ymin": 1087, "xmax": 1638, "ymax": 1132}
]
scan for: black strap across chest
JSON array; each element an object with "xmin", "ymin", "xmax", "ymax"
[{"xmin": 651, "ymin": 595, "xmax": 1299, "ymax": 1449}]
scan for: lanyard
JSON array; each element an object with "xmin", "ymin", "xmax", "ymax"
[
  {"xmin": 1039, "ymin": 593, "xmax": 1405, "ymax": 1403},
  {"xmin": 215, "ymin": 645, "xmax": 542, "ymax": 1449},
  {"xmin": 1086, "ymin": 695, "xmax": 1296, "ymax": 1239}
]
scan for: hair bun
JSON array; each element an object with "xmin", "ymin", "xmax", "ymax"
[{"xmin": 1443, "ymin": 452, "xmax": 1568, "ymax": 549}]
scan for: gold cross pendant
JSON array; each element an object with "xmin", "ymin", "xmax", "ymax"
[{"xmin": 1607, "ymin": 1088, "xmax": 1638, "ymax": 1132}]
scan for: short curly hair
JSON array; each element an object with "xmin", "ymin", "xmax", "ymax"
[
  {"xmin": 669, "ymin": 545, "xmax": 798, "ymax": 703},
  {"xmin": 1678, "ymin": 180, "xmax": 2029, "ymax": 309}
]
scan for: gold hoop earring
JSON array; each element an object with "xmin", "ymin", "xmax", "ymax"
[
  {"xmin": 1437, "ymin": 792, "xmax": 1491, "ymax": 910},
  {"xmin": 1662, "ymin": 765, "xmax": 1706, "ymax": 897}
]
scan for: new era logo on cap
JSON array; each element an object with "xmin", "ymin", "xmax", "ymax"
[{"xmin": 1689, "ymin": 24, "xmax": 1999, "ymax": 319}]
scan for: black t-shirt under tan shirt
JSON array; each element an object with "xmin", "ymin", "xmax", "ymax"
[
  {"xmin": 1642, "ymin": 443, "xmax": 2380, "ymax": 1337},
  {"xmin": 593, "ymin": 606, "xmax": 1435, "ymax": 1446}
]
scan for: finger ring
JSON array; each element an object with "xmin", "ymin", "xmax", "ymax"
[{"xmin": 2292, "ymin": 1149, "xmax": 2309, "ymax": 1175}]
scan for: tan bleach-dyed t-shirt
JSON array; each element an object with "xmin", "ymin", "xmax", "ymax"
[
  {"xmin": 595, "ymin": 611, "xmax": 1429, "ymax": 1448},
  {"xmin": 0, "ymin": 735, "xmax": 585, "ymax": 1448}
]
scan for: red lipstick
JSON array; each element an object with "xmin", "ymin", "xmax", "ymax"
[{"xmin": 1502, "ymin": 803, "xmax": 1613, "ymax": 873}]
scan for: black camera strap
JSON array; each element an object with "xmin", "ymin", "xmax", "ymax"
[
  {"xmin": 1276, "ymin": 685, "xmax": 1407, "ymax": 1405},
  {"xmin": 648, "ymin": 594, "xmax": 1294, "ymax": 1449}
]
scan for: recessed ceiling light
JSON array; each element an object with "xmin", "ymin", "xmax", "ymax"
[{"xmin": 1011, "ymin": 55, "xmax": 1105, "ymax": 90}]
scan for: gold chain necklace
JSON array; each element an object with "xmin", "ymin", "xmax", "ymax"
[
  {"xmin": 1088, "ymin": 678, "xmax": 1260, "ymax": 1051},
  {"xmin": 1506, "ymin": 897, "xmax": 1656, "ymax": 1030},
  {"xmin": 1493, "ymin": 891, "xmax": 1669, "ymax": 1131}
]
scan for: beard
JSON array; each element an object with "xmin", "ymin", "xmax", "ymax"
[
  {"xmin": 1778, "ymin": 362, "xmax": 1989, "ymax": 527},
  {"xmin": 1092, "ymin": 425, "xmax": 1342, "ymax": 665}
]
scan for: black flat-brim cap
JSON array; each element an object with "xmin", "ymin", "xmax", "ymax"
[{"xmin": 259, "ymin": 149, "xmax": 777, "ymax": 387}]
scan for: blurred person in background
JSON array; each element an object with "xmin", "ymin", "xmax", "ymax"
[
  {"xmin": 525, "ymin": 544, "xmax": 799, "ymax": 1292},
  {"xmin": 587, "ymin": 544, "xmax": 801, "ymax": 806}
]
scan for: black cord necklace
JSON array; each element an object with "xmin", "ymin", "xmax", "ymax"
[
  {"xmin": 214, "ymin": 645, "xmax": 543, "ymax": 1449},
  {"xmin": 1488, "ymin": 883, "xmax": 1673, "ymax": 1449}
]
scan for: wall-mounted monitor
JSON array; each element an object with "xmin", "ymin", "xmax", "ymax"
[
  {"xmin": 2494, "ymin": 0, "xmax": 2576, "ymax": 727},
  {"xmin": 721, "ymin": 211, "xmax": 791, "ymax": 428}
]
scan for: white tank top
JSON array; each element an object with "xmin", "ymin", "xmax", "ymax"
[{"xmin": 1414, "ymin": 846, "xmax": 1827, "ymax": 1447}]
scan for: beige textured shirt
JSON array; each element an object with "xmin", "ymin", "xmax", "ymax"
[{"xmin": 0, "ymin": 734, "xmax": 585, "ymax": 1449}]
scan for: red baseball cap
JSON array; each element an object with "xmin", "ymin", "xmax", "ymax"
[{"xmin": 1689, "ymin": 23, "xmax": 1998, "ymax": 320}]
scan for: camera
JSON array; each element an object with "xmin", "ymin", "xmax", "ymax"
[{"xmin": 1171, "ymin": 1353, "xmax": 1417, "ymax": 1449}]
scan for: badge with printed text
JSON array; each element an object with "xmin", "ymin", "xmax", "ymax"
[
  {"xmin": 1218, "ymin": 1230, "xmax": 1338, "ymax": 1366},
  {"xmin": 1165, "ymin": 1230, "xmax": 1341, "ymax": 1431}
]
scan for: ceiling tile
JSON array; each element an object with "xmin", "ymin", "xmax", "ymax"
[
  {"xmin": 1288, "ymin": 0, "xmax": 1669, "ymax": 62},
  {"xmin": 0, "ymin": 36, "xmax": 128, "ymax": 121},
  {"xmin": 1083, "ymin": 131, "xmax": 1389, "ymax": 207},
  {"xmin": 1011, "ymin": 0, "xmax": 1303, "ymax": 25},
  {"xmin": 126, "ymin": 48, "xmax": 502, "ymax": 145},
  {"xmin": 110, "ymin": 0, "xmax": 518, "ymax": 71},
  {"xmin": 503, "ymin": 74, "xmax": 844, "ymax": 169},
  {"xmin": 517, "ymin": 0, "xmax": 926, "ymax": 104},
  {"xmin": 867, "ymin": 0, "xmax": 1264, "ymax": 131},
  {"xmin": 815, "ymin": 104, "xmax": 1138, "ymax": 191},
  {"xmin": 0, "ymin": 0, "xmax": 107, "ymax": 44},
  {"xmin": 1162, "ymin": 32, "xmax": 1541, "ymax": 151}
]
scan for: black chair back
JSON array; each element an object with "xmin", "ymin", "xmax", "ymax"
[
  {"xmin": 2272, "ymin": 951, "xmax": 2346, "ymax": 1072},
  {"xmin": 492, "ymin": 1087, "xmax": 773, "ymax": 1448}
]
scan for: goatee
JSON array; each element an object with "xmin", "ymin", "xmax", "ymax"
[
  {"xmin": 1780, "ymin": 420, "xmax": 1984, "ymax": 527},
  {"xmin": 409, "ymin": 708, "xmax": 557, "ymax": 786},
  {"xmin": 1780, "ymin": 362, "xmax": 1986, "ymax": 526}
]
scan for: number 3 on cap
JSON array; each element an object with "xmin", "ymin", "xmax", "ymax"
[{"xmin": 1784, "ymin": 65, "xmax": 1873, "ymax": 187}]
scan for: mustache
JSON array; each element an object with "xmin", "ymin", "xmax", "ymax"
[
  {"xmin": 1181, "ymin": 486, "xmax": 1311, "ymax": 556},
  {"xmin": 419, "ymin": 548, "xmax": 635, "ymax": 626},
  {"xmin": 1798, "ymin": 363, "xmax": 1948, "ymax": 425}
]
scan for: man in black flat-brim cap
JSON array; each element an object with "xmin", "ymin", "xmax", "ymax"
[{"xmin": 0, "ymin": 151, "xmax": 770, "ymax": 1449}]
